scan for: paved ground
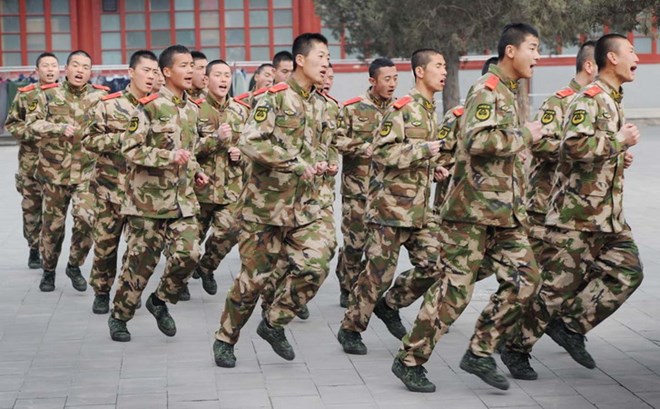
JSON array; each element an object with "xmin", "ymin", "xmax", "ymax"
[{"xmin": 0, "ymin": 128, "xmax": 659, "ymax": 409}]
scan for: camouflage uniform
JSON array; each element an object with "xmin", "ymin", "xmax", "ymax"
[
  {"xmin": 235, "ymin": 87, "xmax": 269, "ymax": 109},
  {"xmin": 215, "ymin": 79, "xmax": 329, "ymax": 345},
  {"xmin": 512, "ymin": 79, "xmax": 643, "ymax": 352},
  {"xmin": 398, "ymin": 65, "xmax": 541, "ymax": 366},
  {"xmin": 188, "ymin": 87, "xmax": 208, "ymax": 102},
  {"xmin": 27, "ymin": 80, "xmax": 108, "ymax": 272},
  {"xmin": 334, "ymin": 91, "xmax": 392, "ymax": 295},
  {"xmin": 195, "ymin": 93, "xmax": 250, "ymax": 277},
  {"xmin": 5, "ymin": 83, "xmax": 46, "ymax": 253},
  {"xmin": 83, "ymin": 87, "xmax": 139, "ymax": 295},
  {"xmin": 340, "ymin": 88, "xmax": 443, "ymax": 334},
  {"xmin": 111, "ymin": 86, "xmax": 202, "ymax": 321}
]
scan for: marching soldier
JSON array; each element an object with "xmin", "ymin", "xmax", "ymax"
[
  {"xmin": 189, "ymin": 50, "xmax": 209, "ymax": 102},
  {"xmin": 272, "ymin": 50, "xmax": 294, "ymax": 84}
]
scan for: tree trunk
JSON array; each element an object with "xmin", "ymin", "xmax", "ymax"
[{"xmin": 442, "ymin": 50, "xmax": 461, "ymax": 113}]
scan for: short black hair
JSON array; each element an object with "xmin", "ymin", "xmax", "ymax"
[
  {"xmin": 481, "ymin": 56, "xmax": 499, "ymax": 75},
  {"xmin": 595, "ymin": 34, "xmax": 628, "ymax": 71},
  {"xmin": 368, "ymin": 58, "xmax": 395, "ymax": 78},
  {"xmin": 206, "ymin": 59, "xmax": 230, "ymax": 76},
  {"xmin": 129, "ymin": 50, "xmax": 158, "ymax": 69},
  {"xmin": 411, "ymin": 48, "xmax": 442, "ymax": 80},
  {"xmin": 291, "ymin": 33, "xmax": 328, "ymax": 70},
  {"xmin": 159, "ymin": 44, "xmax": 191, "ymax": 71},
  {"xmin": 576, "ymin": 40, "xmax": 596, "ymax": 73},
  {"xmin": 35, "ymin": 52, "xmax": 58, "ymax": 68},
  {"xmin": 255, "ymin": 63, "xmax": 274, "ymax": 75},
  {"xmin": 272, "ymin": 50, "xmax": 293, "ymax": 68},
  {"xmin": 191, "ymin": 50, "xmax": 207, "ymax": 62},
  {"xmin": 497, "ymin": 23, "xmax": 539, "ymax": 60},
  {"xmin": 66, "ymin": 50, "xmax": 92, "ymax": 66}
]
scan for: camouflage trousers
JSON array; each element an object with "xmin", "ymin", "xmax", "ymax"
[
  {"xmin": 89, "ymin": 196, "xmax": 125, "ymax": 295},
  {"xmin": 111, "ymin": 216, "xmax": 200, "ymax": 321},
  {"xmin": 196, "ymin": 202, "xmax": 241, "ymax": 276},
  {"xmin": 216, "ymin": 217, "xmax": 332, "ymax": 345},
  {"xmin": 260, "ymin": 206, "xmax": 338, "ymax": 312},
  {"xmin": 40, "ymin": 182, "xmax": 96, "ymax": 271},
  {"xmin": 341, "ymin": 221, "xmax": 442, "ymax": 333},
  {"xmin": 15, "ymin": 171, "xmax": 42, "ymax": 250},
  {"xmin": 510, "ymin": 221, "xmax": 643, "ymax": 353},
  {"xmin": 336, "ymin": 197, "xmax": 369, "ymax": 293},
  {"xmin": 398, "ymin": 221, "xmax": 540, "ymax": 366}
]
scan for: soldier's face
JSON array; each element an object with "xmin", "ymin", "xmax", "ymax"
[
  {"xmin": 511, "ymin": 35, "xmax": 540, "ymax": 80},
  {"xmin": 254, "ymin": 66, "xmax": 274, "ymax": 89},
  {"xmin": 163, "ymin": 52, "xmax": 194, "ymax": 92},
  {"xmin": 323, "ymin": 67, "xmax": 334, "ymax": 93},
  {"xmin": 370, "ymin": 66, "xmax": 398, "ymax": 100},
  {"xmin": 207, "ymin": 63, "xmax": 232, "ymax": 100},
  {"xmin": 36, "ymin": 56, "xmax": 59, "ymax": 85},
  {"xmin": 192, "ymin": 58, "xmax": 208, "ymax": 90},
  {"xmin": 273, "ymin": 60, "xmax": 293, "ymax": 83},
  {"xmin": 611, "ymin": 40, "xmax": 639, "ymax": 83},
  {"xmin": 421, "ymin": 54, "xmax": 447, "ymax": 93},
  {"xmin": 65, "ymin": 54, "xmax": 92, "ymax": 88},
  {"xmin": 152, "ymin": 70, "xmax": 165, "ymax": 93},
  {"xmin": 298, "ymin": 41, "xmax": 330, "ymax": 86},
  {"xmin": 129, "ymin": 57, "xmax": 160, "ymax": 96}
]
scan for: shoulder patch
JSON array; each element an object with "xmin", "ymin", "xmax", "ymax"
[
  {"xmin": 253, "ymin": 87, "xmax": 268, "ymax": 96},
  {"xmin": 234, "ymin": 98, "xmax": 251, "ymax": 109},
  {"xmin": 234, "ymin": 92, "xmax": 250, "ymax": 101},
  {"xmin": 268, "ymin": 83, "xmax": 289, "ymax": 93},
  {"xmin": 393, "ymin": 95, "xmax": 413, "ymax": 110},
  {"xmin": 484, "ymin": 74, "xmax": 500, "ymax": 91},
  {"xmin": 555, "ymin": 87, "xmax": 576, "ymax": 99},
  {"xmin": 40, "ymin": 83, "xmax": 59, "ymax": 90},
  {"xmin": 138, "ymin": 93, "xmax": 159, "ymax": 105},
  {"xmin": 92, "ymin": 84, "xmax": 111, "ymax": 92},
  {"xmin": 452, "ymin": 106, "xmax": 464, "ymax": 117},
  {"xmin": 192, "ymin": 97, "xmax": 205, "ymax": 106},
  {"xmin": 342, "ymin": 96, "xmax": 362, "ymax": 106},
  {"xmin": 18, "ymin": 84, "xmax": 37, "ymax": 93},
  {"xmin": 584, "ymin": 85, "xmax": 602, "ymax": 98},
  {"xmin": 101, "ymin": 91, "xmax": 123, "ymax": 101}
]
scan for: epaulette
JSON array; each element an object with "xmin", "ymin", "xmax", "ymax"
[
  {"xmin": 484, "ymin": 74, "xmax": 500, "ymax": 91},
  {"xmin": 342, "ymin": 96, "xmax": 362, "ymax": 106},
  {"xmin": 192, "ymin": 97, "xmax": 205, "ymax": 106},
  {"xmin": 452, "ymin": 106, "xmax": 464, "ymax": 117},
  {"xmin": 101, "ymin": 91, "xmax": 123, "ymax": 101},
  {"xmin": 234, "ymin": 92, "xmax": 250, "ymax": 101},
  {"xmin": 584, "ymin": 85, "xmax": 602, "ymax": 98},
  {"xmin": 268, "ymin": 83, "xmax": 289, "ymax": 93},
  {"xmin": 555, "ymin": 87, "xmax": 576, "ymax": 99},
  {"xmin": 138, "ymin": 93, "xmax": 159, "ymax": 105},
  {"xmin": 18, "ymin": 84, "xmax": 37, "ymax": 93},
  {"xmin": 40, "ymin": 83, "xmax": 59, "ymax": 90},
  {"xmin": 92, "ymin": 84, "xmax": 111, "ymax": 92},
  {"xmin": 253, "ymin": 87, "xmax": 268, "ymax": 96},
  {"xmin": 393, "ymin": 95, "xmax": 413, "ymax": 110},
  {"xmin": 233, "ymin": 98, "xmax": 251, "ymax": 109}
]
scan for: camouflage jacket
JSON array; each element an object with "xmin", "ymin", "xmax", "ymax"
[
  {"xmin": 546, "ymin": 79, "xmax": 629, "ymax": 233},
  {"xmin": 433, "ymin": 106, "xmax": 463, "ymax": 209},
  {"xmin": 121, "ymin": 86, "xmax": 202, "ymax": 219},
  {"xmin": 239, "ymin": 78, "xmax": 327, "ymax": 227},
  {"xmin": 84, "ymin": 86, "xmax": 141, "ymax": 204},
  {"xmin": 195, "ymin": 93, "xmax": 250, "ymax": 205},
  {"xmin": 440, "ymin": 65, "xmax": 532, "ymax": 227},
  {"xmin": 188, "ymin": 87, "xmax": 207, "ymax": 102},
  {"xmin": 27, "ymin": 80, "xmax": 108, "ymax": 185},
  {"xmin": 527, "ymin": 79, "xmax": 581, "ymax": 215},
  {"xmin": 365, "ymin": 88, "xmax": 439, "ymax": 229},
  {"xmin": 235, "ymin": 87, "xmax": 268, "ymax": 110},
  {"xmin": 335, "ymin": 90, "xmax": 392, "ymax": 200},
  {"xmin": 318, "ymin": 92, "xmax": 340, "ymax": 209},
  {"xmin": 5, "ymin": 83, "xmax": 44, "ymax": 178}
]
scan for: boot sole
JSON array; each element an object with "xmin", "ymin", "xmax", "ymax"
[
  {"xmin": 39, "ymin": 286, "xmax": 55, "ymax": 292},
  {"xmin": 110, "ymin": 333, "xmax": 131, "ymax": 342},
  {"xmin": 214, "ymin": 358, "xmax": 236, "ymax": 368},
  {"xmin": 256, "ymin": 324, "xmax": 295, "ymax": 361},
  {"xmin": 460, "ymin": 361, "xmax": 510, "ymax": 390}
]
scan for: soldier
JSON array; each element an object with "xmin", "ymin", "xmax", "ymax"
[
  {"xmin": 193, "ymin": 59, "xmax": 250, "ymax": 296},
  {"xmin": 212, "ymin": 33, "xmax": 330, "ymax": 367},
  {"xmin": 499, "ymin": 41, "xmax": 597, "ymax": 379},
  {"xmin": 335, "ymin": 58, "xmax": 398, "ymax": 307},
  {"xmin": 152, "ymin": 69, "xmax": 165, "ymax": 93},
  {"xmin": 84, "ymin": 50, "xmax": 159, "ymax": 314},
  {"xmin": 392, "ymin": 23, "xmax": 543, "ymax": 392},
  {"xmin": 27, "ymin": 50, "xmax": 108, "ymax": 292},
  {"xmin": 107, "ymin": 45, "xmax": 209, "ymax": 342},
  {"xmin": 336, "ymin": 49, "xmax": 446, "ymax": 355},
  {"xmin": 5, "ymin": 52, "xmax": 60, "ymax": 270},
  {"xmin": 235, "ymin": 63, "xmax": 275, "ymax": 108},
  {"xmin": 272, "ymin": 50, "xmax": 294, "ymax": 84},
  {"xmin": 189, "ymin": 50, "xmax": 208, "ymax": 102},
  {"xmin": 501, "ymin": 34, "xmax": 644, "ymax": 378}
]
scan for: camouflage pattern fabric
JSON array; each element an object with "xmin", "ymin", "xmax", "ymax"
[
  {"xmin": 337, "ymin": 197, "xmax": 368, "ymax": 293},
  {"xmin": 196, "ymin": 202, "xmax": 241, "ymax": 276},
  {"xmin": 317, "ymin": 92, "xmax": 339, "ymax": 209},
  {"xmin": 433, "ymin": 106, "xmax": 462, "ymax": 209}
]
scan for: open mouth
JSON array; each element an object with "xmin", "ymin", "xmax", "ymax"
[
  {"xmin": 319, "ymin": 69, "xmax": 327, "ymax": 77},
  {"xmin": 74, "ymin": 74, "xmax": 84, "ymax": 81},
  {"xmin": 184, "ymin": 76, "xmax": 193, "ymax": 82},
  {"xmin": 631, "ymin": 66, "xmax": 638, "ymax": 72},
  {"xmin": 145, "ymin": 82, "xmax": 153, "ymax": 88}
]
